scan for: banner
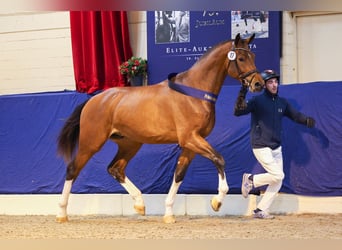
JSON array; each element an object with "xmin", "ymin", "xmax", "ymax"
[{"xmin": 147, "ymin": 11, "xmax": 281, "ymax": 85}]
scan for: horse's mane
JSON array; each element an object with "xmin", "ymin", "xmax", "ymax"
[{"xmin": 196, "ymin": 39, "xmax": 233, "ymax": 63}]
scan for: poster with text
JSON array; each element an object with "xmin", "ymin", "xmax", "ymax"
[{"xmin": 147, "ymin": 11, "xmax": 281, "ymax": 85}]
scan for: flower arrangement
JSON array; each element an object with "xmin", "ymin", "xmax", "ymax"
[{"xmin": 119, "ymin": 56, "xmax": 147, "ymax": 78}]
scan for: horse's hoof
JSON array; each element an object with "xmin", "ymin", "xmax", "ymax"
[
  {"xmin": 211, "ymin": 198, "xmax": 222, "ymax": 212},
  {"xmin": 56, "ymin": 216, "xmax": 68, "ymax": 223},
  {"xmin": 134, "ymin": 205, "xmax": 146, "ymax": 216},
  {"xmin": 163, "ymin": 215, "xmax": 176, "ymax": 224}
]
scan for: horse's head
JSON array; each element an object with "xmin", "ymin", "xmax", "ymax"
[{"xmin": 226, "ymin": 33, "xmax": 264, "ymax": 92}]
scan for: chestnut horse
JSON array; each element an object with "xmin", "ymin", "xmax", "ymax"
[{"xmin": 56, "ymin": 33, "xmax": 264, "ymax": 223}]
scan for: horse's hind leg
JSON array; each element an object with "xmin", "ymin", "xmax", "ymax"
[
  {"xmin": 56, "ymin": 148, "xmax": 99, "ymax": 222},
  {"xmin": 107, "ymin": 140, "xmax": 145, "ymax": 215},
  {"xmin": 56, "ymin": 177, "xmax": 73, "ymax": 222},
  {"xmin": 163, "ymin": 149, "xmax": 195, "ymax": 223},
  {"xmin": 57, "ymin": 133, "xmax": 108, "ymax": 222}
]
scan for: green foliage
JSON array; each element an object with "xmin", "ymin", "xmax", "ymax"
[{"xmin": 119, "ymin": 56, "xmax": 147, "ymax": 77}]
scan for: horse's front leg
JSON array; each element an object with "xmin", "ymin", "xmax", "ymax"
[
  {"xmin": 205, "ymin": 149, "xmax": 229, "ymax": 212},
  {"xmin": 183, "ymin": 135, "xmax": 229, "ymax": 212},
  {"xmin": 211, "ymin": 172, "xmax": 229, "ymax": 212},
  {"xmin": 164, "ymin": 149, "xmax": 195, "ymax": 223}
]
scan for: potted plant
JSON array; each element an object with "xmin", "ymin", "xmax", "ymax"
[{"xmin": 119, "ymin": 56, "xmax": 147, "ymax": 86}]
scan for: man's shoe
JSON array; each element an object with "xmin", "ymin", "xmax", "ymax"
[
  {"xmin": 253, "ymin": 210, "xmax": 275, "ymax": 219},
  {"xmin": 241, "ymin": 173, "xmax": 253, "ymax": 198}
]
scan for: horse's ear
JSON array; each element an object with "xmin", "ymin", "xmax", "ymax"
[
  {"xmin": 234, "ymin": 33, "xmax": 241, "ymax": 45},
  {"xmin": 247, "ymin": 33, "xmax": 255, "ymax": 44}
]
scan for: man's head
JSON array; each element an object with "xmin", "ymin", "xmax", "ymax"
[{"xmin": 261, "ymin": 69, "xmax": 279, "ymax": 95}]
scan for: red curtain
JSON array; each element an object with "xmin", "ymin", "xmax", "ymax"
[{"xmin": 70, "ymin": 11, "xmax": 133, "ymax": 94}]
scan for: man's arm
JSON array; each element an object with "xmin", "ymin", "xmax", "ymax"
[
  {"xmin": 234, "ymin": 85, "xmax": 249, "ymax": 116},
  {"xmin": 285, "ymin": 101, "xmax": 315, "ymax": 128},
  {"xmin": 306, "ymin": 116, "xmax": 315, "ymax": 128}
]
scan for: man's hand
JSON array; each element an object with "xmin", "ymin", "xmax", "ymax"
[
  {"xmin": 306, "ymin": 117, "xmax": 315, "ymax": 128},
  {"xmin": 234, "ymin": 86, "xmax": 248, "ymax": 110}
]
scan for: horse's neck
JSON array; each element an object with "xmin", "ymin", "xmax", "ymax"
[{"xmin": 186, "ymin": 42, "xmax": 232, "ymax": 95}]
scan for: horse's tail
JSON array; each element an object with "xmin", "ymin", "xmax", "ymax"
[{"xmin": 57, "ymin": 100, "xmax": 88, "ymax": 162}]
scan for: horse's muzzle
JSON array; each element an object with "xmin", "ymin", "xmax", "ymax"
[{"xmin": 250, "ymin": 81, "xmax": 264, "ymax": 92}]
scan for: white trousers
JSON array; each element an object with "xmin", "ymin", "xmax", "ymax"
[{"xmin": 252, "ymin": 146, "xmax": 285, "ymax": 212}]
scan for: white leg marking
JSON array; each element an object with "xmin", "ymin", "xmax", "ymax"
[
  {"xmin": 164, "ymin": 175, "xmax": 182, "ymax": 216},
  {"xmin": 121, "ymin": 176, "xmax": 144, "ymax": 207},
  {"xmin": 215, "ymin": 173, "xmax": 229, "ymax": 202},
  {"xmin": 57, "ymin": 180, "xmax": 72, "ymax": 218}
]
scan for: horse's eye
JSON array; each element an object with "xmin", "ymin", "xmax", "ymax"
[{"xmin": 238, "ymin": 57, "xmax": 244, "ymax": 62}]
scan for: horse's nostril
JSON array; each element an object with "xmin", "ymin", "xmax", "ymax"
[{"xmin": 255, "ymin": 82, "xmax": 261, "ymax": 88}]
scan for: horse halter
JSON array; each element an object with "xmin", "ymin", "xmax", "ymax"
[{"xmin": 228, "ymin": 46, "xmax": 259, "ymax": 88}]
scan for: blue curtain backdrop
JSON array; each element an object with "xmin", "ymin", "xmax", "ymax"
[
  {"xmin": 147, "ymin": 11, "xmax": 281, "ymax": 85},
  {"xmin": 0, "ymin": 82, "xmax": 341, "ymax": 196}
]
